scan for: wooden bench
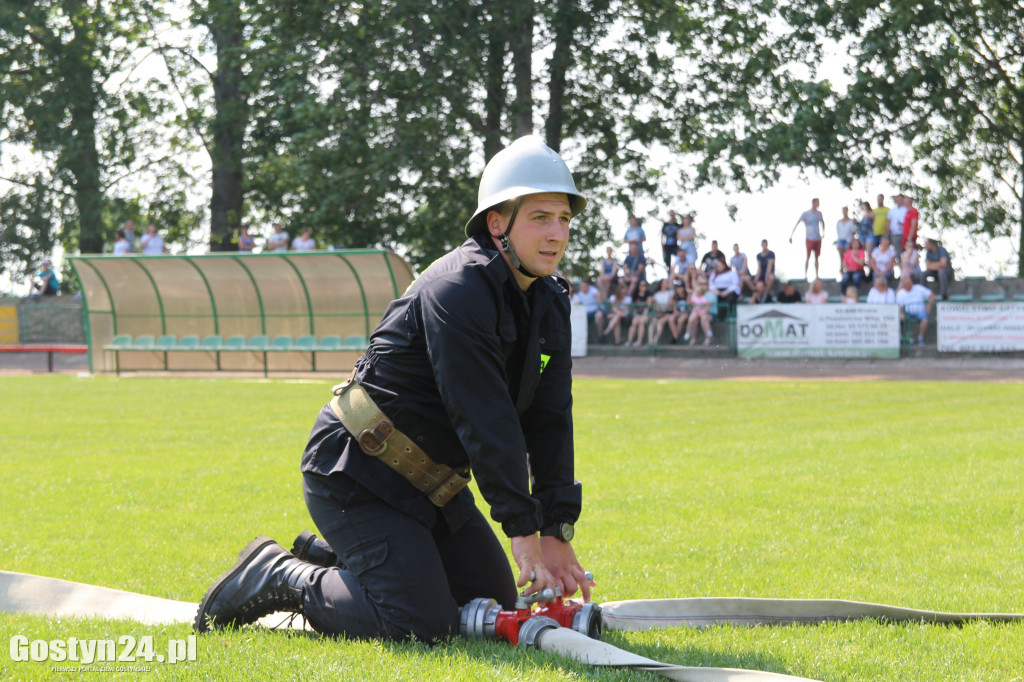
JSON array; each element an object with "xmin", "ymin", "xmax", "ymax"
[{"xmin": 0, "ymin": 344, "xmax": 89, "ymax": 372}]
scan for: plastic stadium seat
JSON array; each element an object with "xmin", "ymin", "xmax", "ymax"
[
  {"xmin": 246, "ymin": 335, "xmax": 270, "ymax": 350},
  {"xmin": 979, "ymin": 293, "xmax": 1007, "ymax": 302},
  {"xmin": 131, "ymin": 335, "xmax": 155, "ymax": 349},
  {"xmin": 269, "ymin": 336, "xmax": 293, "ymax": 351},
  {"xmin": 948, "ymin": 294, "xmax": 973, "ymax": 302},
  {"xmin": 317, "ymin": 336, "xmax": 342, "ymax": 351},
  {"xmin": 222, "ymin": 336, "xmax": 247, "ymax": 350},
  {"xmin": 155, "ymin": 335, "xmax": 178, "ymax": 350},
  {"xmin": 105, "ymin": 334, "xmax": 133, "ymax": 349},
  {"xmin": 176, "ymin": 335, "xmax": 201, "ymax": 350},
  {"xmin": 200, "ymin": 335, "xmax": 223, "ymax": 350},
  {"xmin": 341, "ymin": 335, "xmax": 368, "ymax": 350},
  {"xmin": 293, "ymin": 335, "xmax": 318, "ymax": 350}
]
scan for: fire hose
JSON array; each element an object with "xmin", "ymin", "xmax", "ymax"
[{"xmin": 3, "ymin": 568, "xmax": 1023, "ymax": 681}]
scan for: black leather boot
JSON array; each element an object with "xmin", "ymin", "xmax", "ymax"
[
  {"xmin": 291, "ymin": 530, "xmax": 339, "ymax": 568},
  {"xmin": 194, "ymin": 536, "xmax": 321, "ymax": 632}
]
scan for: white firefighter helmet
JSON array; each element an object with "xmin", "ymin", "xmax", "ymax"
[{"xmin": 465, "ymin": 135, "xmax": 587, "ymax": 237}]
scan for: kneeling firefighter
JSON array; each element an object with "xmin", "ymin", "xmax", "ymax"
[{"xmin": 195, "ymin": 135, "xmax": 594, "ymax": 642}]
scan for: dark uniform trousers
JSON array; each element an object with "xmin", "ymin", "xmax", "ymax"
[{"xmin": 301, "ymin": 470, "xmax": 518, "ymax": 643}]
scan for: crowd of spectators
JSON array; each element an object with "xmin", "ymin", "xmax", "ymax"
[{"xmin": 571, "ymin": 197, "xmax": 960, "ymax": 347}]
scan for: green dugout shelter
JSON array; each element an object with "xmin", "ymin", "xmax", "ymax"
[{"xmin": 69, "ymin": 250, "xmax": 415, "ymax": 374}]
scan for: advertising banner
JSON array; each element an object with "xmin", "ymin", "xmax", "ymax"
[
  {"xmin": 937, "ymin": 302, "xmax": 1024, "ymax": 352},
  {"xmin": 737, "ymin": 304, "xmax": 900, "ymax": 359}
]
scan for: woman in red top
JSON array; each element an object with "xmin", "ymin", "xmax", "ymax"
[{"xmin": 840, "ymin": 236, "xmax": 867, "ymax": 293}]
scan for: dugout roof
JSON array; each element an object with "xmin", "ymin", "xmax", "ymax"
[{"xmin": 69, "ymin": 250, "xmax": 414, "ymax": 373}]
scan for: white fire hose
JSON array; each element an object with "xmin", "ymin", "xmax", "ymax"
[{"xmin": 3, "ymin": 569, "xmax": 1021, "ymax": 681}]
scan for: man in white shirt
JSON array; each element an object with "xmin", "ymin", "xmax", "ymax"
[
  {"xmin": 571, "ymin": 278, "xmax": 604, "ymax": 335},
  {"xmin": 887, "ymin": 195, "xmax": 907, "ymax": 256},
  {"xmin": 139, "ymin": 224, "xmax": 165, "ymax": 255},
  {"xmin": 895, "ymin": 276, "xmax": 935, "ymax": 345},
  {"xmin": 291, "ymin": 228, "xmax": 316, "ymax": 251},
  {"xmin": 870, "ymin": 236, "xmax": 897, "ymax": 281},
  {"xmin": 865, "ymin": 276, "xmax": 896, "ymax": 304},
  {"xmin": 267, "ymin": 223, "xmax": 289, "ymax": 252}
]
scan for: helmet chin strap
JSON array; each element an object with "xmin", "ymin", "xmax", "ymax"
[{"xmin": 497, "ymin": 197, "xmax": 542, "ymax": 280}]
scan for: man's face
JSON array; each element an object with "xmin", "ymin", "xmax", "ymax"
[
  {"xmin": 877, "ymin": 194, "xmax": 884, "ymax": 205},
  {"xmin": 491, "ymin": 192, "xmax": 571, "ymax": 281},
  {"xmin": 761, "ymin": 240, "xmax": 768, "ymax": 252},
  {"xmin": 812, "ymin": 199, "xmax": 820, "ymax": 209},
  {"xmin": 926, "ymin": 241, "xmax": 936, "ymax": 252},
  {"xmin": 875, "ymin": 279, "xmax": 886, "ymax": 291},
  {"xmin": 711, "ymin": 241, "xmax": 718, "ymax": 252},
  {"xmin": 901, "ymin": 278, "xmax": 913, "ymax": 291}
]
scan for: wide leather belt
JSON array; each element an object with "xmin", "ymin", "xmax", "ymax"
[{"xmin": 329, "ymin": 378, "xmax": 470, "ymax": 507}]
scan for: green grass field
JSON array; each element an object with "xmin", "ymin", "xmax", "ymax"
[{"xmin": 1, "ymin": 375, "xmax": 1023, "ymax": 680}]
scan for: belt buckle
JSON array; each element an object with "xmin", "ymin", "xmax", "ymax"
[{"xmin": 358, "ymin": 417, "xmax": 393, "ymax": 456}]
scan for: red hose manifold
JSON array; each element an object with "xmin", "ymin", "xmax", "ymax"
[{"xmin": 460, "ymin": 580, "xmax": 602, "ymax": 646}]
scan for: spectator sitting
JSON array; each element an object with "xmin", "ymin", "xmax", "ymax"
[
  {"xmin": 901, "ymin": 242, "xmax": 922, "ymax": 282},
  {"xmin": 700, "ymin": 240, "xmax": 727, "ymax": 274},
  {"xmin": 749, "ymin": 279, "xmax": 774, "ymax": 304},
  {"xmin": 112, "ymin": 229, "xmax": 131, "ymax": 255},
  {"xmin": 27, "ymin": 259, "xmax": 60, "ymax": 300},
  {"xmin": 708, "ymin": 258, "xmax": 741, "ymax": 319},
  {"xmin": 730, "ymin": 243, "xmax": 754, "ymax": 293},
  {"xmin": 777, "ymin": 281, "xmax": 803, "ymax": 303},
  {"xmin": 866, "ymin": 276, "xmax": 896, "ymax": 304},
  {"xmin": 840, "ymin": 236, "xmax": 867, "ymax": 292},
  {"xmin": 841, "ymin": 286, "xmax": 859, "ymax": 304},
  {"xmin": 870, "ymin": 236, "xmax": 897, "ymax": 281},
  {"xmin": 683, "ymin": 276, "xmax": 713, "ymax": 345},
  {"xmin": 140, "ymin": 224, "xmax": 166, "ymax": 254},
  {"xmin": 621, "ymin": 241, "xmax": 646, "ymax": 292},
  {"xmin": 923, "ymin": 238, "xmax": 954, "ymax": 300},
  {"xmin": 625, "ymin": 279, "xmax": 652, "ymax": 347},
  {"xmin": 895, "ymin": 275, "xmax": 935, "ymax": 345},
  {"xmin": 292, "ymin": 228, "xmax": 317, "ymax": 251},
  {"xmin": 600, "ymin": 282, "xmax": 631, "ymax": 345},
  {"xmin": 649, "ymin": 278, "xmax": 682, "ymax": 345},
  {"xmin": 753, "ymin": 239, "xmax": 777, "ymax": 291},
  {"xmin": 571, "ymin": 278, "xmax": 604, "ymax": 336},
  {"xmin": 670, "ymin": 281, "xmax": 690, "ymax": 336},
  {"xmin": 805, "ymin": 278, "xmax": 829, "ymax": 304},
  {"xmin": 597, "ymin": 246, "xmax": 619, "ymax": 301}
]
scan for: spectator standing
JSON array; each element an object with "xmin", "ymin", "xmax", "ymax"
[
  {"xmin": 238, "ymin": 225, "xmax": 256, "ymax": 252},
  {"xmin": 292, "ymin": 228, "xmax": 317, "ymax": 251},
  {"xmin": 676, "ymin": 215, "xmax": 698, "ymax": 270},
  {"xmin": 597, "ymin": 246, "xmax": 619, "ymax": 301},
  {"xmin": 805, "ymin": 278, "xmax": 829, "ymax": 304},
  {"xmin": 140, "ymin": 224, "xmax": 166, "ymax": 255},
  {"xmin": 777, "ymin": 282, "xmax": 803, "ymax": 303},
  {"xmin": 660, "ymin": 210, "xmax": 679, "ymax": 270},
  {"xmin": 267, "ymin": 222, "xmax": 289, "ymax": 252},
  {"xmin": 895, "ymin": 276, "xmax": 935, "ymax": 345},
  {"xmin": 835, "ymin": 206, "xmax": 857, "ymax": 268},
  {"xmin": 789, "ymin": 197, "xmax": 825, "ymax": 279},
  {"xmin": 112, "ymin": 229, "xmax": 131, "ymax": 255},
  {"xmin": 902, "ymin": 196, "xmax": 919, "ymax": 251},
  {"xmin": 857, "ymin": 201, "xmax": 875, "ymax": 250},
  {"xmin": 123, "ymin": 219, "xmax": 136, "ymax": 252},
  {"xmin": 840, "ymin": 236, "xmax": 867, "ymax": 292},
  {"xmin": 699, "ymin": 240, "xmax": 727, "ymax": 274},
  {"xmin": 887, "ymin": 194, "xmax": 907, "ymax": 255},
  {"xmin": 621, "ymin": 242, "xmax": 646, "ymax": 292},
  {"xmin": 708, "ymin": 258, "xmax": 741, "ymax": 318},
  {"xmin": 749, "ymin": 280, "xmax": 774, "ymax": 304},
  {"xmin": 730, "ymin": 243, "xmax": 753, "ymax": 293},
  {"xmin": 623, "ymin": 215, "xmax": 646, "ymax": 250},
  {"xmin": 753, "ymin": 239, "xmax": 776, "ymax": 291},
  {"xmin": 872, "ymin": 194, "xmax": 890, "ymax": 246},
  {"xmin": 923, "ymin": 239, "xmax": 954, "ymax": 300},
  {"xmin": 866, "ymin": 276, "xmax": 896, "ymax": 304},
  {"xmin": 870, "ymin": 236, "xmax": 897, "ymax": 281}
]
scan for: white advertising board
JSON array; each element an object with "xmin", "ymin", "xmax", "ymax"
[
  {"xmin": 569, "ymin": 304, "xmax": 588, "ymax": 357},
  {"xmin": 937, "ymin": 302, "xmax": 1024, "ymax": 352},
  {"xmin": 737, "ymin": 304, "xmax": 900, "ymax": 359}
]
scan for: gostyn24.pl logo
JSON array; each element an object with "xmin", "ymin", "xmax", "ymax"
[{"xmin": 10, "ymin": 634, "xmax": 197, "ymax": 665}]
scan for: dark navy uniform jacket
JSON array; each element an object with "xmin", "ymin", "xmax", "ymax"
[{"xmin": 302, "ymin": 233, "xmax": 581, "ymax": 538}]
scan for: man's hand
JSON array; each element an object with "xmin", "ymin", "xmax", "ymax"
[
  {"xmin": 540, "ymin": 536, "xmax": 594, "ymax": 602},
  {"xmin": 511, "ymin": 535, "xmax": 556, "ymax": 598}
]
